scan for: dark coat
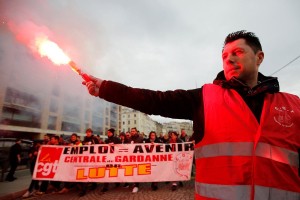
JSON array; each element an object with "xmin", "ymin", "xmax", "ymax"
[
  {"xmin": 144, "ymin": 137, "xmax": 162, "ymax": 144},
  {"xmin": 9, "ymin": 143, "xmax": 22, "ymax": 163},
  {"xmin": 83, "ymin": 135, "xmax": 99, "ymax": 145},
  {"xmin": 130, "ymin": 134, "xmax": 144, "ymax": 144},
  {"xmin": 105, "ymin": 136, "xmax": 121, "ymax": 144}
]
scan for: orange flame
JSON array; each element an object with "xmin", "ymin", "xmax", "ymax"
[{"xmin": 35, "ymin": 37, "xmax": 70, "ymax": 65}]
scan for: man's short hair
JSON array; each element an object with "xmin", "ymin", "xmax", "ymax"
[
  {"xmin": 51, "ymin": 135, "xmax": 59, "ymax": 141},
  {"xmin": 119, "ymin": 132, "xmax": 126, "ymax": 137},
  {"xmin": 131, "ymin": 127, "xmax": 137, "ymax": 131},
  {"xmin": 86, "ymin": 128, "xmax": 93, "ymax": 133},
  {"xmin": 71, "ymin": 133, "xmax": 78, "ymax": 137},
  {"xmin": 108, "ymin": 128, "xmax": 115, "ymax": 135},
  {"xmin": 148, "ymin": 131, "xmax": 157, "ymax": 138},
  {"xmin": 223, "ymin": 30, "xmax": 262, "ymax": 53}
]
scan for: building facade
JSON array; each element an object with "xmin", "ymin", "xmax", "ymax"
[
  {"xmin": 120, "ymin": 107, "xmax": 193, "ymax": 138},
  {"xmin": 121, "ymin": 107, "xmax": 163, "ymax": 136},
  {"xmin": 162, "ymin": 121, "xmax": 193, "ymax": 136},
  {"xmin": 0, "ymin": 63, "xmax": 120, "ymax": 141}
]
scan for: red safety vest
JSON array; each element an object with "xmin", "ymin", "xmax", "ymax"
[{"xmin": 194, "ymin": 84, "xmax": 300, "ymax": 200}]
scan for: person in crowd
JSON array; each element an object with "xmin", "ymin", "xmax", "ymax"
[
  {"xmin": 144, "ymin": 131, "xmax": 162, "ymax": 191},
  {"xmin": 58, "ymin": 135, "xmax": 66, "ymax": 145},
  {"xmin": 83, "ymin": 30, "xmax": 300, "ymax": 199},
  {"xmin": 167, "ymin": 131, "xmax": 184, "ymax": 191},
  {"xmin": 179, "ymin": 129, "xmax": 189, "ymax": 142},
  {"xmin": 101, "ymin": 128, "xmax": 121, "ymax": 192},
  {"xmin": 36, "ymin": 135, "xmax": 61, "ymax": 195},
  {"xmin": 43, "ymin": 134, "xmax": 50, "ymax": 145},
  {"xmin": 68, "ymin": 133, "xmax": 83, "ymax": 146},
  {"xmin": 79, "ymin": 128, "xmax": 99, "ymax": 197},
  {"xmin": 77, "ymin": 135, "xmax": 81, "ymax": 142},
  {"xmin": 119, "ymin": 132, "xmax": 130, "ymax": 144},
  {"xmin": 22, "ymin": 141, "xmax": 42, "ymax": 198},
  {"xmin": 58, "ymin": 133, "xmax": 82, "ymax": 194},
  {"xmin": 125, "ymin": 132, "xmax": 131, "ymax": 142},
  {"xmin": 158, "ymin": 132, "xmax": 164, "ymax": 143},
  {"xmin": 144, "ymin": 131, "xmax": 162, "ymax": 144},
  {"xmin": 104, "ymin": 128, "xmax": 121, "ymax": 145},
  {"xmin": 128, "ymin": 127, "xmax": 144, "ymax": 193},
  {"xmin": 118, "ymin": 132, "xmax": 131, "ymax": 188},
  {"xmin": 162, "ymin": 133, "xmax": 169, "ymax": 143},
  {"xmin": 96, "ymin": 134, "xmax": 105, "ymax": 144},
  {"xmin": 82, "ymin": 128, "xmax": 99, "ymax": 145},
  {"xmin": 5, "ymin": 138, "xmax": 22, "ymax": 182}
]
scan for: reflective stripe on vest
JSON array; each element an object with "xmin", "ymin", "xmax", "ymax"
[
  {"xmin": 195, "ymin": 142, "xmax": 299, "ymax": 167},
  {"xmin": 195, "ymin": 182, "xmax": 300, "ymax": 200},
  {"xmin": 255, "ymin": 185, "xmax": 300, "ymax": 200},
  {"xmin": 195, "ymin": 182, "xmax": 251, "ymax": 200}
]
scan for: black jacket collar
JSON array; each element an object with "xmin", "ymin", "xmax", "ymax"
[{"xmin": 213, "ymin": 71, "xmax": 280, "ymax": 96}]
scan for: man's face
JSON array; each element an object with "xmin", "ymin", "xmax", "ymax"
[
  {"xmin": 50, "ymin": 137, "xmax": 58, "ymax": 145},
  {"xmin": 107, "ymin": 130, "xmax": 113, "ymax": 137},
  {"xmin": 222, "ymin": 39, "xmax": 263, "ymax": 84},
  {"xmin": 130, "ymin": 128, "xmax": 137, "ymax": 136},
  {"xmin": 70, "ymin": 135, "xmax": 77, "ymax": 141},
  {"xmin": 86, "ymin": 131, "xmax": 92, "ymax": 137},
  {"xmin": 171, "ymin": 133, "xmax": 177, "ymax": 140},
  {"xmin": 150, "ymin": 133, "xmax": 156, "ymax": 139},
  {"xmin": 181, "ymin": 130, "xmax": 186, "ymax": 136}
]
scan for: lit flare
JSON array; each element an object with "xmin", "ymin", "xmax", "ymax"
[
  {"xmin": 35, "ymin": 37, "xmax": 90, "ymax": 82},
  {"xmin": 36, "ymin": 37, "xmax": 70, "ymax": 65}
]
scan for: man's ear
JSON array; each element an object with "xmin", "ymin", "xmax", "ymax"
[{"xmin": 257, "ymin": 51, "xmax": 264, "ymax": 66}]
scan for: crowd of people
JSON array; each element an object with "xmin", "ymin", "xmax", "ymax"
[{"xmin": 19, "ymin": 127, "xmax": 193, "ymax": 198}]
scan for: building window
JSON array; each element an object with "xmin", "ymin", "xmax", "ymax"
[
  {"xmin": 128, "ymin": 120, "xmax": 130, "ymax": 125},
  {"xmin": 47, "ymin": 116, "xmax": 57, "ymax": 130},
  {"xmin": 61, "ymin": 121, "xmax": 80, "ymax": 132},
  {"xmin": 123, "ymin": 121, "xmax": 125, "ymax": 125},
  {"xmin": 49, "ymin": 99, "xmax": 58, "ymax": 113},
  {"xmin": 134, "ymin": 120, "xmax": 136, "ymax": 124}
]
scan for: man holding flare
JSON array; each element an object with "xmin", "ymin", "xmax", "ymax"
[{"xmin": 82, "ymin": 30, "xmax": 300, "ymax": 199}]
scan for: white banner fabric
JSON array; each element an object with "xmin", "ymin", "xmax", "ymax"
[{"xmin": 33, "ymin": 142, "xmax": 194, "ymax": 182}]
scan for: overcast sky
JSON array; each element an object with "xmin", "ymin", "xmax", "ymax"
[{"xmin": 1, "ymin": 0, "xmax": 299, "ymax": 122}]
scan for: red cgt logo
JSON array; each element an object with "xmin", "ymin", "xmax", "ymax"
[{"xmin": 36, "ymin": 146, "xmax": 63, "ymax": 179}]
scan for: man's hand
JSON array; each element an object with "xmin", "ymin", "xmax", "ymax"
[{"xmin": 82, "ymin": 75, "xmax": 103, "ymax": 97}]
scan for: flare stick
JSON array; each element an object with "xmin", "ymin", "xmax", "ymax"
[{"xmin": 68, "ymin": 61, "xmax": 91, "ymax": 82}]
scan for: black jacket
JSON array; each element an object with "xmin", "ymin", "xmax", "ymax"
[
  {"xmin": 105, "ymin": 136, "xmax": 121, "ymax": 144},
  {"xmin": 83, "ymin": 135, "xmax": 99, "ymax": 145},
  {"xmin": 130, "ymin": 134, "xmax": 144, "ymax": 144},
  {"xmin": 98, "ymin": 71, "xmax": 279, "ymax": 144},
  {"xmin": 144, "ymin": 137, "xmax": 162, "ymax": 144},
  {"xmin": 9, "ymin": 143, "xmax": 22, "ymax": 163}
]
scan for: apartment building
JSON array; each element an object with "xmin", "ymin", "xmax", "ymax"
[
  {"xmin": 162, "ymin": 121, "xmax": 193, "ymax": 136},
  {"xmin": 121, "ymin": 107, "xmax": 163, "ymax": 136},
  {"xmin": 0, "ymin": 59, "xmax": 120, "ymax": 140},
  {"xmin": 120, "ymin": 107, "xmax": 193, "ymax": 138}
]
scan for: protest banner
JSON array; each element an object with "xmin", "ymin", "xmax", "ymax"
[{"xmin": 33, "ymin": 142, "xmax": 194, "ymax": 182}]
